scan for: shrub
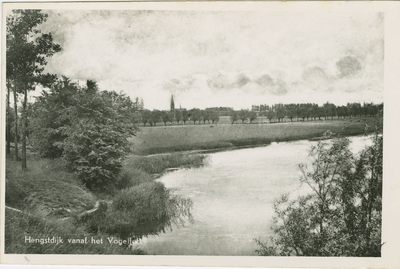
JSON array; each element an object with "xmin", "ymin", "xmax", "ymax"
[
  {"xmin": 29, "ymin": 78, "xmax": 138, "ymax": 191},
  {"xmin": 256, "ymin": 132, "xmax": 383, "ymax": 257},
  {"xmin": 85, "ymin": 182, "xmax": 193, "ymax": 240}
]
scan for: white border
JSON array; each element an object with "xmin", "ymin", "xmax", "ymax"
[{"xmin": 1, "ymin": 1, "xmax": 400, "ymax": 268}]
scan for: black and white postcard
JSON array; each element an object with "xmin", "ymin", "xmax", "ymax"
[{"xmin": 1, "ymin": 1, "xmax": 400, "ymax": 268}]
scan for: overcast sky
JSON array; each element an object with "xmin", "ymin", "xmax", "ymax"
[{"xmin": 38, "ymin": 10, "xmax": 384, "ymax": 110}]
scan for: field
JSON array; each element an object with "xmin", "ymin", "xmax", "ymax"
[{"xmin": 131, "ymin": 117, "xmax": 381, "ymax": 155}]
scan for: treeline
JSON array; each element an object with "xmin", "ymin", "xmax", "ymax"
[
  {"xmin": 232, "ymin": 102, "xmax": 383, "ymax": 124},
  {"xmin": 139, "ymin": 108, "xmax": 220, "ymax": 126}
]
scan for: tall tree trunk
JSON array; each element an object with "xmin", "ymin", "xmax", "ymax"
[
  {"xmin": 21, "ymin": 85, "xmax": 28, "ymax": 170},
  {"xmin": 13, "ymin": 82, "xmax": 19, "ymax": 161},
  {"xmin": 6, "ymin": 82, "xmax": 11, "ymax": 155}
]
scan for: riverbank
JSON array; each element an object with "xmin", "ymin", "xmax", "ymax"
[
  {"xmin": 4, "ymin": 151, "xmax": 207, "ymax": 254},
  {"xmin": 131, "ymin": 117, "xmax": 380, "ymax": 155}
]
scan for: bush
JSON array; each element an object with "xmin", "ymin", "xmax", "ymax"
[
  {"xmin": 84, "ymin": 182, "xmax": 193, "ymax": 240},
  {"xmin": 256, "ymin": 132, "xmax": 383, "ymax": 257},
  {"xmin": 29, "ymin": 78, "xmax": 138, "ymax": 191}
]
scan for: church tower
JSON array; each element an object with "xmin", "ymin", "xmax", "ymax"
[{"xmin": 170, "ymin": 94, "xmax": 175, "ymax": 112}]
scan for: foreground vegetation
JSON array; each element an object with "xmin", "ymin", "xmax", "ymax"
[
  {"xmin": 5, "ymin": 151, "xmax": 206, "ymax": 254},
  {"xmin": 255, "ymin": 129, "xmax": 383, "ymax": 256}
]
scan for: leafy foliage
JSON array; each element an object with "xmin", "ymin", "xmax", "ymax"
[
  {"xmin": 256, "ymin": 131, "xmax": 383, "ymax": 257},
  {"xmin": 30, "ymin": 77, "xmax": 138, "ymax": 190},
  {"xmin": 6, "ymin": 9, "xmax": 61, "ymax": 168}
]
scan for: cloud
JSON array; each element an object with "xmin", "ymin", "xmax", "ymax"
[
  {"xmin": 256, "ymin": 74, "xmax": 274, "ymax": 87},
  {"xmin": 302, "ymin": 66, "xmax": 332, "ymax": 91},
  {"xmin": 235, "ymin": 74, "xmax": 251, "ymax": 87},
  {"xmin": 336, "ymin": 56, "xmax": 362, "ymax": 78},
  {"xmin": 207, "ymin": 73, "xmax": 233, "ymax": 90},
  {"xmin": 38, "ymin": 10, "xmax": 383, "ymax": 109},
  {"xmin": 254, "ymin": 74, "xmax": 288, "ymax": 96}
]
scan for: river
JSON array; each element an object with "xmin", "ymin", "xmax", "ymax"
[{"xmin": 137, "ymin": 136, "xmax": 373, "ymax": 256}]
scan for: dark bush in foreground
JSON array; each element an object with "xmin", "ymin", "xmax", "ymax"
[{"xmin": 256, "ymin": 131, "xmax": 383, "ymax": 257}]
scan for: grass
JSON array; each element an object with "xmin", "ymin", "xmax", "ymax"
[
  {"xmin": 5, "ymin": 208, "xmax": 145, "ymax": 254},
  {"xmin": 130, "ymin": 117, "xmax": 381, "ymax": 155},
  {"xmin": 6, "ymin": 154, "xmax": 95, "ymax": 214},
  {"xmin": 125, "ymin": 153, "xmax": 209, "ymax": 174},
  {"xmin": 5, "ymin": 146, "xmax": 207, "ymax": 254}
]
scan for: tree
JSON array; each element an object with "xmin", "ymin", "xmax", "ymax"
[
  {"xmin": 30, "ymin": 78, "xmax": 139, "ymax": 190},
  {"xmin": 181, "ymin": 109, "xmax": 189, "ymax": 125},
  {"xmin": 160, "ymin": 111, "xmax": 170, "ymax": 126},
  {"xmin": 238, "ymin": 109, "xmax": 248, "ymax": 123},
  {"xmin": 169, "ymin": 111, "xmax": 175, "ymax": 124},
  {"xmin": 323, "ymin": 102, "xmax": 336, "ymax": 120},
  {"xmin": 149, "ymin": 110, "xmax": 161, "ymax": 126},
  {"xmin": 29, "ymin": 77, "xmax": 80, "ymax": 158},
  {"xmin": 265, "ymin": 109, "xmax": 275, "ymax": 123},
  {"xmin": 230, "ymin": 110, "xmax": 238, "ymax": 124},
  {"xmin": 210, "ymin": 110, "xmax": 220, "ymax": 124},
  {"xmin": 200, "ymin": 110, "xmax": 211, "ymax": 124},
  {"xmin": 175, "ymin": 109, "xmax": 182, "ymax": 125},
  {"xmin": 248, "ymin": 111, "xmax": 257, "ymax": 124},
  {"xmin": 285, "ymin": 104, "xmax": 297, "ymax": 122},
  {"xmin": 133, "ymin": 97, "xmax": 144, "ymax": 111},
  {"xmin": 190, "ymin": 108, "xmax": 201, "ymax": 124},
  {"xmin": 141, "ymin": 109, "xmax": 151, "ymax": 126},
  {"xmin": 311, "ymin": 104, "xmax": 319, "ymax": 121},
  {"xmin": 6, "ymin": 10, "xmax": 61, "ymax": 169},
  {"xmin": 256, "ymin": 130, "xmax": 383, "ymax": 256},
  {"xmin": 275, "ymin": 104, "xmax": 286, "ymax": 122},
  {"xmin": 6, "ymin": 81, "xmax": 12, "ymax": 155}
]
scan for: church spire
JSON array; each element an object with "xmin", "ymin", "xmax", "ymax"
[{"xmin": 170, "ymin": 94, "xmax": 175, "ymax": 112}]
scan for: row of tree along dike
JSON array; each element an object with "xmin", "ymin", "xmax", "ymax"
[
  {"xmin": 5, "ymin": 10, "xmax": 197, "ymax": 255},
  {"xmin": 137, "ymin": 102, "xmax": 382, "ymax": 126}
]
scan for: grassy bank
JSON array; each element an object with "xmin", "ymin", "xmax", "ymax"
[
  {"xmin": 130, "ymin": 117, "xmax": 380, "ymax": 155},
  {"xmin": 5, "ymin": 154, "xmax": 96, "ymax": 214},
  {"xmin": 5, "ymin": 150, "xmax": 207, "ymax": 254},
  {"xmin": 5, "ymin": 208, "xmax": 145, "ymax": 254}
]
